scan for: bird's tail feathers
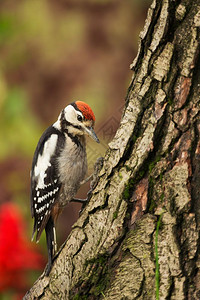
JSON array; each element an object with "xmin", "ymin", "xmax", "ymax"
[{"xmin": 45, "ymin": 216, "xmax": 56, "ymax": 275}]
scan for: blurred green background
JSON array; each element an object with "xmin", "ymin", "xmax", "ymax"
[{"xmin": 0, "ymin": 0, "xmax": 151, "ymax": 298}]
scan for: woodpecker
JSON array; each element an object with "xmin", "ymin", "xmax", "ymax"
[{"xmin": 30, "ymin": 101, "xmax": 99, "ymax": 275}]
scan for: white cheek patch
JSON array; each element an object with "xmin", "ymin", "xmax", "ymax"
[
  {"xmin": 34, "ymin": 134, "xmax": 58, "ymax": 188},
  {"xmin": 64, "ymin": 105, "xmax": 83, "ymax": 124}
]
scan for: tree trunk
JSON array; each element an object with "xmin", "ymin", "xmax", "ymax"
[{"xmin": 24, "ymin": 0, "xmax": 200, "ymax": 299}]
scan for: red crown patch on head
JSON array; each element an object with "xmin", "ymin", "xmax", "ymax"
[{"xmin": 75, "ymin": 101, "xmax": 95, "ymax": 121}]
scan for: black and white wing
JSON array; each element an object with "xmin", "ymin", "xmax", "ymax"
[{"xmin": 31, "ymin": 126, "xmax": 65, "ymax": 242}]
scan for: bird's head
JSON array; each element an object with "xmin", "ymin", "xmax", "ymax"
[{"xmin": 57, "ymin": 101, "xmax": 99, "ymax": 143}]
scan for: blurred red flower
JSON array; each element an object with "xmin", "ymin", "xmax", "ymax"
[{"xmin": 0, "ymin": 203, "xmax": 45, "ymax": 294}]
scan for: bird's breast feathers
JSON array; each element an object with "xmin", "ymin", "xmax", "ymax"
[{"xmin": 57, "ymin": 134, "xmax": 87, "ymax": 194}]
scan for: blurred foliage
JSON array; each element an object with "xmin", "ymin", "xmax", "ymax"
[
  {"xmin": 0, "ymin": 0, "xmax": 151, "ymax": 297},
  {"xmin": 0, "ymin": 87, "xmax": 41, "ymax": 159}
]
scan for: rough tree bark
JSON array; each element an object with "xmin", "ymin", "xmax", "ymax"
[{"xmin": 24, "ymin": 0, "xmax": 200, "ymax": 299}]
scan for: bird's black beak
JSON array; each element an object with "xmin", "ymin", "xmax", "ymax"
[{"xmin": 85, "ymin": 127, "xmax": 100, "ymax": 143}]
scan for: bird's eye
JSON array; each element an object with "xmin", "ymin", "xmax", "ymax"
[{"xmin": 77, "ymin": 115, "xmax": 83, "ymax": 122}]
